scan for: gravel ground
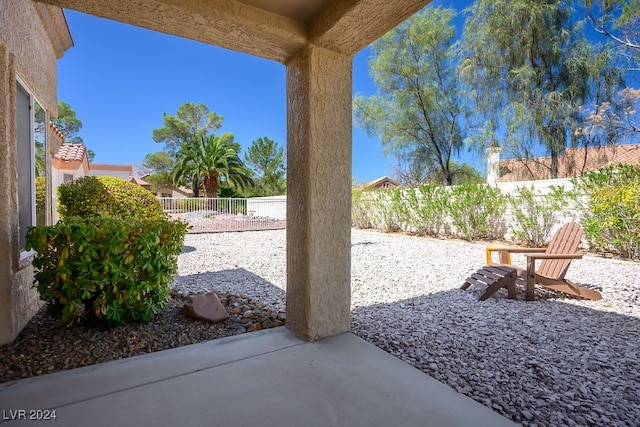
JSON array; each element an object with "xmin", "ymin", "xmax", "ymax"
[
  {"xmin": 2, "ymin": 228, "xmax": 639, "ymax": 426},
  {"xmin": 175, "ymin": 229, "xmax": 640, "ymax": 427}
]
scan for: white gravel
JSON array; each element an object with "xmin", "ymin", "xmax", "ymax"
[{"xmin": 174, "ymin": 229, "xmax": 640, "ymax": 427}]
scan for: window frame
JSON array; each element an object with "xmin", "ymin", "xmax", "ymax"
[{"xmin": 16, "ymin": 76, "xmax": 43, "ymax": 262}]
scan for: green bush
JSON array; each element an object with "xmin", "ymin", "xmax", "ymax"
[
  {"xmin": 447, "ymin": 184, "xmax": 507, "ymax": 241},
  {"xmin": 572, "ymin": 164, "xmax": 640, "ymax": 259},
  {"xmin": 58, "ymin": 176, "xmax": 165, "ymax": 221},
  {"xmin": 36, "ymin": 176, "xmax": 46, "ymax": 226},
  {"xmin": 352, "ymin": 189, "xmax": 376, "ymax": 229},
  {"xmin": 401, "ymin": 184, "xmax": 447, "ymax": 236},
  {"xmin": 26, "ymin": 216, "xmax": 187, "ymax": 327},
  {"xmin": 370, "ymin": 188, "xmax": 404, "ymax": 232},
  {"xmin": 508, "ymin": 185, "xmax": 570, "ymax": 246}
]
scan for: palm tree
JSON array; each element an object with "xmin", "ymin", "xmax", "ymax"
[{"xmin": 171, "ymin": 133, "xmax": 254, "ymax": 198}]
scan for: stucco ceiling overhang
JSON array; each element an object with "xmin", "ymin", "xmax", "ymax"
[{"xmin": 37, "ymin": 0, "xmax": 432, "ymax": 63}]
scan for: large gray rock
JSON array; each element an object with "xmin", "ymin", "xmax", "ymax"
[{"xmin": 184, "ymin": 293, "xmax": 229, "ymax": 323}]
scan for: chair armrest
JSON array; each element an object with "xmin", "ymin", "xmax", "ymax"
[
  {"xmin": 487, "ymin": 246, "xmax": 547, "ymax": 253},
  {"xmin": 524, "ymin": 253, "xmax": 583, "ymax": 260},
  {"xmin": 485, "ymin": 245, "xmax": 546, "ymax": 265}
]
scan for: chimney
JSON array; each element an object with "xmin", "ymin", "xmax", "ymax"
[{"xmin": 486, "ymin": 141, "xmax": 502, "ymax": 185}]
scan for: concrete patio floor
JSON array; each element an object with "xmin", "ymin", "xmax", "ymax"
[{"xmin": 0, "ymin": 327, "xmax": 515, "ymax": 426}]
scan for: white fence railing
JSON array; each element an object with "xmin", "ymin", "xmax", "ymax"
[{"xmin": 158, "ymin": 197, "xmax": 286, "ymax": 233}]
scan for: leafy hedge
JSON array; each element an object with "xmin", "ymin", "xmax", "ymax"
[
  {"xmin": 353, "ymin": 166, "xmax": 639, "ymax": 258},
  {"xmin": 572, "ymin": 164, "xmax": 640, "ymax": 259},
  {"xmin": 447, "ymin": 184, "xmax": 507, "ymax": 241},
  {"xmin": 26, "ymin": 217, "xmax": 187, "ymax": 327},
  {"xmin": 58, "ymin": 176, "xmax": 166, "ymax": 221},
  {"xmin": 508, "ymin": 185, "xmax": 570, "ymax": 246},
  {"xmin": 352, "ymin": 184, "xmax": 508, "ymax": 241}
]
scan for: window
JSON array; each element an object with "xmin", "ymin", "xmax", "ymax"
[
  {"xmin": 16, "ymin": 80, "xmax": 46, "ymax": 253},
  {"xmin": 63, "ymin": 174, "xmax": 74, "ymax": 183}
]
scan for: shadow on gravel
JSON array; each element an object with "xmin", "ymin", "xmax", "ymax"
[{"xmin": 350, "ymin": 287, "xmax": 640, "ymax": 427}]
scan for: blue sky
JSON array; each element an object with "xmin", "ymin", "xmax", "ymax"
[{"xmin": 56, "ymin": 0, "xmax": 480, "ymax": 184}]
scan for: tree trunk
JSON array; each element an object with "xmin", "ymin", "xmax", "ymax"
[
  {"xmin": 203, "ymin": 174, "xmax": 219, "ymax": 198},
  {"xmin": 550, "ymin": 151, "xmax": 558, "ymax": 179}
]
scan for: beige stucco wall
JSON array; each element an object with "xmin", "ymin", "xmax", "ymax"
[
  {"xmin": 285, "ymin": 45, "xmax": 352, "ymax": 340},
  {"xmin": 0, "ymin": 0, "xmax": 72, "ymax": 344}
]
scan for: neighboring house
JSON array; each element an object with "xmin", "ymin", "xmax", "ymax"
[
  {"xmin": 130, "ymin": 175, "xmax": 152, "ymax": 191},
  {"xmin": 0, "ymin": 0, "xmax": 73, "ymax": 344},
  {"xmin": 497, "ymin": 144, "xmax": 640, "ymax": 182},
  {"xmin": 52, "ymin": 143, "xmax": 89, "ymax": 185},
  {"xmin": 51, "ymin": 143, "xmax": 89, "ymax": 222},
  {"xmin": 130, "ymin": 174, "xmax": 194, "ymax": 198},
  {"xmin": 361, "ymin": 176, "xmax": 403, "ymax": 190},
  {"xmin": 89, "ymin": 163, "xmax": 132, "ymax": 180}
]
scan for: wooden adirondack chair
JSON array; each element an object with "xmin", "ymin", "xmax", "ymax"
[{"xmin": 462, "ymin": 222, "xmax": 602, "ymax": 301}]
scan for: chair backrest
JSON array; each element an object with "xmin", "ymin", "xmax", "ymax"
[{"xmin": 539, "ymin": 222, "xmax": 582, "ymax": 279}]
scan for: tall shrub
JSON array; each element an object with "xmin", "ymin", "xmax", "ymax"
[
  {"xmin": 572, "ymin": 164, "xmax": 640, "ymax": 259},
  {"xmin": 369, "ymin": 188, "xmax": 404, "ymax": 232},
  {"xmin": 447, "ymin": 184, "xmax": 507, "ymax": 241},
  {"xmin": 508, "ymin": 185, "xmax": 570, "ymax": 246},
  {"xmin": 26, "ymin": 217, "xmax": 187, "ymax": 326},
  {"xmin": 58, "ymin": 176, "xmax": 166, "ymax": 221},
  {"xmin": 352, "ymin": 189, "xmax": 375, "ymax": 229},
  {"xmin": 401, "ymin": 185, "xmax": 447, "ymax": 236}
]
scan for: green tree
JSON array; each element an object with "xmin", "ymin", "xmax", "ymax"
[
  {"xmin": 354, "ymin": 7, "xmax": 469, "ymax": 186},
  {"xmin": 152, "ymin": 102, "xmax": 223, "ymax": 151},
  {"xmin": 171, "ymin": 133, "xmax": 253, "ymax": 198},
  {"xmin": 459, "ymin": 0, "xmax": 623, "ymax": 178},
  {"xmin": 393, "ymin": 145, "xmax": 484, "ymax": 186},
  {"xmin": 143, "ymin": 150, "xmax": 177, "ymax": 193},
  {"xmin": 244, "ymin": 137, "xmax": 286, "ymax": 196},
  {"xmin": 583, "ymin": 0, "xmax": 639, "ymax": 70},
  {"xmin": 52, "ymin": 101, "xmax": 83, "ymax": 144}
]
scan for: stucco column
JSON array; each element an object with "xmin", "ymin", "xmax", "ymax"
[
  {"xmin": 285, "ymin": 45, "xmax": 352, "ymax": 341},
  {"xmin": 486, "ymin": 142, "xmax": 502, "ymax": 185}
]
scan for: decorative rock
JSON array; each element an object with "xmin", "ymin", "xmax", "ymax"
[
  {"xmin": 184, "ymin": 293, "xmax": 229, "ymax": 323},
  {"xmin": 247, "ymin": 323, "xmax": 262, "ymax": 332}
]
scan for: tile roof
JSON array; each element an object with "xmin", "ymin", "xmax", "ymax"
[
  {"xmin": 362, "ymin": 176, "xmax": 403, "ymax": 190},
  {"xmin": 49, "ymin": 122, "xmax": 64, "ymax": 143},
  {"xmin": 497, "ymin": 144, "xmax": 640, "ymax": 182},
  {"xmin": 130, "ymin": 176, "xmax": 150, "ymax": 186},
  {"xmin": 54, "ymin": 143, "xmax": 86, "ymax": 162}
]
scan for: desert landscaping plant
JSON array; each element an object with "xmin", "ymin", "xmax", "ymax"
[
  {"xmin": 400, "ymin": 184, "xmax": 447, "ymax": 236},
  {"xmin": 352, "ymin": 189, "xmax": 376, "ymax": 229},
  {"xmin": 572, "ymin": 164, "xmax": 640, "ymax": 259},
  {"xmin": 446, "ymin": 184, "xmax": 507, "ymax": 241},
  {"xmin": 28, "ymin": 175, "xmax": 187, "ymax": 327},
  {"xmin": 508, "ymin": 185, "xmax": 571, "ymax": 246},
  {"xmin": 26, "ymin": 217, "xmax": 187, "ymax": 327},
  {"xmin": 370, "ymin": 188, "xmax": 405, "ymax": 232},
  {"xmin": 57, "ymin": 176, "xmax": 166, "ymax": 221}
]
